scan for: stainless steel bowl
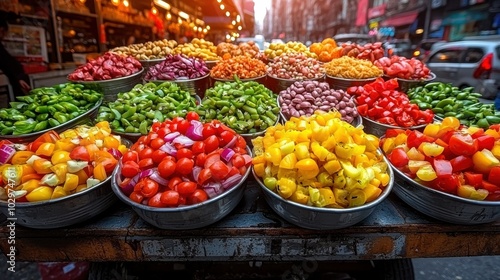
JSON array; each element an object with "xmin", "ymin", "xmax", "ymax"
[
  {"xmin": 0, "ymin": 99, "xmax": 102, "ymax": 143},
  {"xmin": 384, "ymin": 72, "xmax": 436, "ymax": 92},
  {"xmin": 325, "ymin": 75, "xmax": 378, "ymax": 91},
  {"xmin": 240, "ymin": 117, "xmax": 279, "ymax": 147},
  {"xmin": 266, "ymin": 74, "xmax": 326, "ymax": 94},
  {"xmin": 205, "ymin": 60, "xmax": 219, "ymax": 69},
  {"xmin": 0, "ymin": 138, "xmax": 132, "ymax": 229},
  {"xmin": 391, "ymin": 164, "xmax": 500, "ymax": 225},
  {"xmin": 0, "ymin": 176, "xmax": 115, "ymax": 229},
  {"xmin": 144, "ymin": 74, "xmax": 210, "ymax": 97},
  {"xmin": 139, "ymin": 58, "xmax": 166, "ymax": 71},
  {"xmin": 68, "ymin": 68, "xmax": 144, "ymax": 102},
  {"xmin": 361, "ymin": 116, "xmax": 427, "ymax": 138},
  {"xmin": 253, "ymin": 155, "xmax": 394, "ymax": 230},
  {"xmin": 111, "ymin": 147, "xmax": 252, "ymax": 230}
]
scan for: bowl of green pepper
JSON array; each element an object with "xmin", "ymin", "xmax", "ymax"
[
  {"xmin": 0, "ymin": 83, "xmax": 103, "ymax": 143},
  {"xmin": 95, "ymin": 82, "xmax": 200, "ymax": 142}
]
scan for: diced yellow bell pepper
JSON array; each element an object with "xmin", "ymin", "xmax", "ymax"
[
  {"xmin": 262, "ymin": 136, "xmax": 276, "ymax": 149},
  {"xmin": 311, "ymin": 126, "xmax": 329, "ymax": 142},
  {"xmin": 294, "ymin": 143, "xmax": 310, "ymax": 160},
  {"xmin": 472, "ymin": 149, "xmax": 500, "ymax": 174},
  {"xmin": 354, "ymin": 154, "xmax": 370, "ymax": 167},
  {"xmin": 319, "ymin": 188, "xmax": 336, "ymax": 206},
  {"xmin": 117, "ymin": 144, "xmax": 128, "ymax": 155},
  {"xmin": 333, "ymin": 188, "xmax": 349, "ymax": 208},
  {"xmin": 339, "ymin": 160, "xmax": 361, "ymax": 178},
  {"xmin": 11, "ymin": 151, "xmax": 35, "ymax": 165},
  {"xmin": 54, "ymin": 139, "xmax": 77, "ymax": 152},
  {"xmin": 311, "ymin": 142, "xmax": 330, "ymax": 161},
  {"xmin": 75, "ymin": 184, "xmax": 87, "ymax": 193},
  {"xmin": 407, "ymin": 147, "xmax": 425, "ymax": 161},
  {"xmin": 277, "ymin": 168, "xmax": 297, "ymax": 180},
  {"xmin": 491, "ymin": 144, "xmax": 500, "ymax": 160},
  {"xmin": 296, "ymin": 130, "xmax": 312, "ymax": 143},
  {"xmin": 32, "ymin": 159, "xmax": 53, "ymax": 174},
  {"xmin": 35, "ymin": 143, "xmax": 55, "ymax": 157},
  {"xmin": 103, "ymin": 136, "xmax": 120, "ymax": 149},
  {"xmin": 408, "ymin": 160, "xmax": 430, "ymax": 174},
  {"xmin": 51, "ymin": 186, "xmax": 68, "ymax": 200},
  {"xmin": 317, "ymin": 172, "xmax": 333, "ymax": 187},
  {"xmin": 295, "ymin": 158, "xmax": 319, "ymax": 179},
  {"xmin": 333, "ymin": 127, "xmax": 351, "ymax": 144},
  {"xmin": 93, "ymin": 163, "xmax": 107, "ymax": 182},
  {"xmin": 64, "ymin": 173, "xmax": 80, "ymax": 192},
  {"xmin": 364, "ymin": 134, "xmax": 380, "ymax": 152},
  {"xmin": 333, "ymin": 170, "xmax": 346, "ymax": 189},
  {"xmin": 416, "ymin": 164, "xmax": 437, "ymax": 181},
  {"xmin": 457, "ymin": 184, "xmax": 488, "ymax": 201},
  {"xmin": 277, "ymin": 177, "xmax": 296, "ymax": 199},
  {"xmin": 348, "ymin": 189, "xmax": 367, "ymax": 207},
  {"xmin": 441, "ymin": 117, "xmax": 461, "ymax": 130},
  {"xmin": 21, "ymin": 179, "xmax": 41, "ymax": 193},
  {"xmin": 324, "ymin": 160, "xmax": 341, "ymax": 174},
  {"xmin": 484, "ymin": 129, "xmax": 500, "ymax": 140},
  {"xmin": 265, "ymin": 147, "xmax": 282, "ymax": 166},
  {"xmin": 279, "ymin": 153, "xmax": 297, "ymax": 169},
  {"xmin": 51, "ymin": 150, "xmax": 71, "ymax": 165},
  {"xmin": 321, "ymin": 135, "xmax": 337, "ymax": 150},
  {"xmin": 295, "ymin": 119, "xmax": 308, "ymax": 131},
  {"xmin": 420, "ymin": 142, "xmax": 444, "ymax": 157},
  {"xmin": 253, "ymin": 163, "xmax": 265, "ymax": 178},
  {"xmin": 394, "ymin": 133, "xmax": 408, "ymax": 146},
  {"xmin": 289, "ymin": 186, "xmax": 309, "ymax": 204},
  {"xmin": 25, "ymin": 186, "xmax": 53, "ymax": 202},
  {"xmin": 279, "ymin": 140, "xmax": 295, "ymax": 155},
  {"xmin": 376, "ymin": 172, "xmax": 390, "ymax": 187},
  {"xmin": 423, "ymin": 123, "xmax": 441, "ymax": 138},
  {"xmin": 382, "ymin": 138, "xmax": 396, "ymax": 154}
]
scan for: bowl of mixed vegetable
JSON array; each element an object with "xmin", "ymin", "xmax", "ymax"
[
  {"xmin": 0, "ymin": 83, "xmax": 103, "ymax": 143},
  {"xmin": 348, "ymin": 78, "xmax": 434, "ymax": 137},
  {"xmin": 252, "ymin": 111, "xmax": 394, "ymax": 230},
  {"xmin": 196, "ymin": 78, "xmax": 280, "ymax": 145},
  {"xmin": 381, "ymin": 117, "xmax": 500, "ymax": 225},
  {"xmin": 0, "ymin": 122, "xmax": 130, "ymax": 229},
  {"xmin": 111, "ymin": 112, "xmax": 253, "ymax": 229}
]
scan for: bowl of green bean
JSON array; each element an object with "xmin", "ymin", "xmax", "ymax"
[
  {"xmin": 95, "ymin": 82, "xmax": 200, "ymax": 141},
  {"xmin": 197, "ymin": 78, "xmax": 280, "ymax": 145}
]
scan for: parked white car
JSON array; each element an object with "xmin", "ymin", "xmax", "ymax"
[{"xmin": 425, "ymin": 39, "xmax": 500, "ymax": 99}]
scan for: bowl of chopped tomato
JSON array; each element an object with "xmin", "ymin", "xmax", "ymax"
[
  {"xmin": 381, "ymin": 117, "xmax": 500, "ymax": 224},
  {"xmin": 349, "ymin": 77, "xmax": 434, "ymax": 137},
  {"xmin": 0, "ymin": 123, "xmax": 130, "ymax": 229},
  {"xmin": 111, "ymin": 113, "xmax": 253, "ymax": 229},
  {"xmin": 385, "ymin": 72, "xmax": 436, "ymax": 92}
]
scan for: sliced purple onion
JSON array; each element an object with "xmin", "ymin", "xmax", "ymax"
[
  {"xmin": 164, "ymin": 132, "xmax": 180, "ymax": 142},
  {"xmin": 192, "ymin": 166, "xmax": 202, "ymax": 182},
  {"xmin": 108, "ymin": 148, "xmax": 123, "ymax": 160},
  {"xmin": 139, "ymin": 169, "xmax": 155, "ymax": 178},
  {"xmin": 120, "ymin": 173, "xmax": 140, "ymax": 196},
  {"xmin": 242, "ymin": 154, "xmax": 252, "ymax": 166},
  {"xmin": 220, "ymin": 148, "xmax": 235, "ymax": 162},
  {"xmin": 150, "ymin": 169, "xmax": 169, "ymax": 186},
  {"xmin": 221, "ymin": 174, "xmax": 243, "ymax": 190},
  {"xmin": 203, "ymin": 182, "xmax": 223, "ymax": 198},
  {"xmin": 0, "ymin": 144, "xmax": 16, "ymax": 164},
  {"xmin": 172, "ymin": 135, "xmax": 195, "ymax": 147},
  {"xmin": 185, "ymin": 120, "xmax": 204, "ymax": 141},
  {"xmin": 159, "ymin": 142, "xmax": 177, "ymax": 156},
  {"xmin": 223, "ymin": 136, "xmax": 237, "ymax": 149}
]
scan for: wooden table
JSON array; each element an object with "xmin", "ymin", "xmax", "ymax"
[{"xmin": 1, "ymin": 181, "xmax": 499, "ymax": 262}]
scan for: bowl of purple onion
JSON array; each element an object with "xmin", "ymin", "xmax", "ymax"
[
  {"xmin": 278, "ymin": 80, "xmax": 361, "ymax": 127},
  {"xmin": 144, "ymin": 54, "xmax": 211, "ymax": 97}
]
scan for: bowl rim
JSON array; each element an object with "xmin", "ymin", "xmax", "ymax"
[
  {"xmin": 138, "ymin": 58, "xmax": 167, "ymax": 63},
  {"xmin": 210, "ymin": 74, "xmax": 267, "ymax": 82},
  {"xmin": 325, "ymin": 75, "xmax": 381, "ymax": 82},
  {"xmin": 384, "ymin": 72, "xmax": 436, "ymax": 82},
  {"xmin": 253, "ymin": 150, "xmax": 394, "ymax": 213},
  {"xmin": 67, "ymin": 68, "xmax": 144, "ymax": 84},
  {"xmin": 111, "ymin": 146, "xmax": 253, "ymax": 212},
  {"xmin": 266, "ymin": 73, "xmax": 325, "ymax": 82},
  {"xmin": 389, "ymin": 153, "xmax": 500, "ymax": 206},
  {"xmin": 240, "ymin": 116, "xmax": 279, "ymax": 137},
  {"xmin": 361, "ymin": 115, "xmax": 429, "ymax": 130},
  {"xmin": 0, "ymin": 99, "xmax": 103, "ymax": 140},
  {"xmin": 144, "ymin": 73, "xmax": 210, "ymax": 83}
]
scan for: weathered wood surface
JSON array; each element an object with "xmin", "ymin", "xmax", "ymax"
[{"xmin": 1, "ymin": 182, "xmax": 499, "ymax": 262}]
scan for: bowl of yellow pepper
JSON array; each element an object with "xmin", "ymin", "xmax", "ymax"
[
  {"xmin": 0, "ymin": 122, "xmax": 130, "ymax": 229},
  {"xmin": 251, "ymin": 110, "xmax": 394, "ymax": 230}
]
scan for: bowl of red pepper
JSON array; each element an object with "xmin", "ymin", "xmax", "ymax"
[
  {"xmin": 381, "ymin": 118, "xmax": 500, "ymax": 224},
  {"xmin": 0, "ymin": 123, "xmax": 131, "ymax": 229},
  {"xmin": 349, "ymin": 78, "xmax": 434, "ymax": 137},
  {"xmin": 111, "ymin": 113, "xmax": 253, "ymax": 230}
]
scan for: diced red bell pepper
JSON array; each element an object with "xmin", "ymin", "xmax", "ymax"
[{"xmin": 464, "ymin": 172, "xmax": 483, "ymax": 188}]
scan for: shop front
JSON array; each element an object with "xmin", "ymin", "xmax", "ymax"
[
  {"xmin": 380, "ymin": 9, "xmax": 422, "ymax": 40},
  {"xmin": 442, "ymin": 2, "xmax": 492, "ymax": 41}
]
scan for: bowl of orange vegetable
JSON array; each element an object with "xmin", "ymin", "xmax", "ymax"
[
  {"xmin": 381, "ymin": 117, "xmax": 500, "ymax": 225},
  {"xmin": 0, "ymin": 122, "xmax": 130, "ymax": 229},
  {"xmin": 252, "ymin": 111, "xmax": 394, "ymax": 230}
]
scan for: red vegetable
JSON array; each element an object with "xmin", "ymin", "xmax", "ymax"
[
  {"xmin": 374, "ymin": 55, "xmax": 431, "ymax": 80},
  {"xmin": 68, "ymin": 52, "xmax": 142, "ymax": 81}
]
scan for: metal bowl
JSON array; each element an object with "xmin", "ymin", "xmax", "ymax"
[
  {"xmin": 138, "ymin": 58, "xmax": 166, "ymax": 71},
  {"xmin": 253, "ymin": 154, "xmax": 394, "ymax": 230},
  {"xmin": 325, "ymin": 75, "xmax": 379, "ymax": 91},
  {"xmin": 111, "ymin": 147, "xmax": 252, "ymax": 230},
  {"xmin": 0, "ymin": 138, "xmax": 132, "ymax": 229},
  {"xmin": 145, "ymin": 74, "xmax": 210, "ymax": 98},
  {"xmin": 240, "ymin": 116, "xmax": 279, "ymax": 147},
  {"xmin": 391, "ymin": 164, "xmax": 500, "ymax": 225},
  {"xmin": 68, "ymin": 68, "xmax": 144, "ymax": 102},
  {"xmin": 265, "ymin": 74, "xmax": 326, "ymax": 94},
  {"xmin": 384, "ymin": 72, "xmax": 436, "ymax": 92},
  {"xmin": 361, "ymin": 116, "xmax": 427, "ymax": 138},
  {"xmin": 205, "ymin": 60, "xmax": 219, "ymax": 69},
  {"xmin": 0, "ymin": 99, "xmax": 102, "ymax": 143}
]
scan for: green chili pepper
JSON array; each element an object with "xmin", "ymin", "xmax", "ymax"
[{"xmin": 33, "ymin": 121, "xmax": 48, "ymax": 132}]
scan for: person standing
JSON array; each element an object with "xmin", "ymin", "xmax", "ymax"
[{"xmin": 0, "ymin": 16, "xmax": 31, "ymax": 99}]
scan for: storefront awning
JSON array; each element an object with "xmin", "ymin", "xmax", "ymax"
[{"xmin": 380, "ymin": 11, "xmax": 418, "ymax": 27}]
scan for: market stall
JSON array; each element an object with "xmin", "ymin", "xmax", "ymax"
[{"xmin": 1, "ymin": 37, "xmax": 499, "ymax": 269}]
